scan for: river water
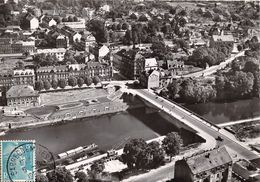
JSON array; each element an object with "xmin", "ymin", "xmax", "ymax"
[
  {"xmin": 1, "ymin": 107, "xmax": 200, "ymax": 155},
  {"xmin": 3, "ymin": 97, "xmax": 258, "ymax": 155},
  {"xmin": 186, "ymin": 98, "xmax": 260, "ymax": 124}
]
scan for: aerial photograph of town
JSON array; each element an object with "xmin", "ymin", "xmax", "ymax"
[{"xmin": 0, "ymin": 0, "xmax": 259, "ymax": 181}]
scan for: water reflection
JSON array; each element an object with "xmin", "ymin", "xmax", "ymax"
[{"xmin": 186, "ymin": 98, "xmax": 260, "ymax": 124}]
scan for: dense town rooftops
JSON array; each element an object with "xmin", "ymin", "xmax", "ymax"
[
  {"xmin": 6, "ymin": 85, "xmax": 39, "ymax": 98},
  {"xmin": 185, "ymin": 146, "xmax": 232, "ymax": 175}
]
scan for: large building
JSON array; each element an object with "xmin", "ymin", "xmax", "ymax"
[
  {"xmin": 59, "ymin": 18, "xmax": 86, "ymax": 31},
  {"xmin": 113, "ymin": 49, "xmax": 146, "ymax": 80},
  {"xmin": 36, "ymin": 48, "xmax": 66, "ymax": 61},
  {"xmin": 6, "ymin": 85, "xmax": 40, "ymax": 108},
  {"xmin": 210, "ymin": 31, "xmax": 235, "ymax": 48},
  {"xmin": 174, "ymin": 147, "xmax": 233, "ymax": 182},
  {"xmin": 0, "ymin": 69, "xmax": 35, "ymax": 89},
  {"xmin": 36, "ymin": 62, "xmax": 112, "ymax": 82},
  {"xmin": 0, "ymin": 38, "xmax": 36, "ymax": 55}
]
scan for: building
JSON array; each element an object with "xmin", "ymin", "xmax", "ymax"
[
  {"xmin": 82, "ymin": 8, "xmax": 95, "ymax": 20},
  {"xmin": 6, "ymin": 85, "xmax": 40, "ymax": 108},
  {"xmin": 23, "ymin": 14, "xmax": 39, "ymax": 30},
  {"xmin": 144, "ymin": 58, "xmax": 158, "ymax": 71},
  {"xmin": 41, "ymin": 16, "xmax": 57, "ymax": 27},
  {"xmin": 210, "ymin": 31, "xmax": 235, "ymax": 48},
  {"xmin": 0, "ymin": 69, "xmax": 35, "ymax": 89},
  {"xmin": 74, "ymin": 33, "xmax": 96, "ymax": 52},
  {"xmin": 36, "ymin": 62, "xmax": 113, "ymax": 82},
  {"xmin": 113, "ymin": 49, "xmax": 146, "ymax": 80},
  {"xmin": 232, "ymin": 159, "xmax": 260, "ymax": 182},
  {"xmin": 59, "ymin": 18, "xmax": 86, "ymax": 31},
  {"xmin": 60, "ymin": 26, "xmax": 82, "ymax": 43},
  {"xmin": 45, "ymin": 29, "xmax": 69, "ymax": 48},
  {"xmin": 36, "ymin": 48, "xmax": 66, "ymax": 61},
  {"xmin": 0, "ymin": 38, "xmax": 36, "ymax": 55},
  {"xmin": 140, "ymin": 70, "xmax": 160, "ymax": 89},
  {"xmin": 174, "ymin": 147, "xmax": 233, "ymax": 182}
]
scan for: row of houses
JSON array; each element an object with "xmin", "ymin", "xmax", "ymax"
[{"xmin": 0, "ymin": 62, "xmax": 113, "ymax": 89}]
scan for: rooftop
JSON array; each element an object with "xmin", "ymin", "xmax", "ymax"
[
  {"xmin": 212, "ymin": 34, "xmax": 234, "ymax": 42},
  {"xmin": 185, "ymin": 146, "xmax": 232, "ymax": 175},
  {"xmin": 6, "ymin": 85, "xmax": 39, "ymax": 98}
]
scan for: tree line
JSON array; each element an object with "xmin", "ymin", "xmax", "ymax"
[
  {"xmin": 164, "ymin": 56, "xmax": 259, "ymax": 104},
  {"xmin": 35, "ymin": 75, "xmax": 100, "ymax": 91}
]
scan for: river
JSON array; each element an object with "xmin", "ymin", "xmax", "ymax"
[
  {"xmin": 0, "ymin": 107, "xmax": 201, "ymax": 156},
  {"xmin": 186, "ymin": 98, "xmax": 260, "ymax": 124}
]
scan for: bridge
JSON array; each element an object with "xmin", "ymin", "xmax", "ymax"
[{"xmin": 124, "ymin": 88, "xmax": 260, "ymax": 162}]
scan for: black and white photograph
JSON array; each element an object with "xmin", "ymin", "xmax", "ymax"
[{"xmin": 0, "ymin": 0, "xmax": 259, "ymax": 181}]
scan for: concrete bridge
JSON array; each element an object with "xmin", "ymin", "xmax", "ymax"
[{"xmin": 123, "ymin": 88, "xmax": 260, "ymax": 162}]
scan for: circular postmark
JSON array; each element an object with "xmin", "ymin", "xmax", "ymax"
[
  {"xmin": 6, "ymin": 141, "xmax": 35, "ymax": 182},
  {"xmin": 5, "ymin": 141, "xmax": 56, "ymax": 182},
  {"xmin": 35, "ymin": 143, "xmax": 56, "ymax": 172}
]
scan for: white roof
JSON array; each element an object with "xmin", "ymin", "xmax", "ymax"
[
  {"xmin": 212, "ymin": 34, "xmax": 234, "ymax": 42},
  {"xmin": 99, "ymin": 45, "xmax": 110, "ymax": 57},
  {"xmin": 145, "ymin": 58, "xmax": 158, "ymax": 68}
]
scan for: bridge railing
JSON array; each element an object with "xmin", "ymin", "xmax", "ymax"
[{"xmin": 160, "ymin": 96, "xmax": 221, "ymax": 131}]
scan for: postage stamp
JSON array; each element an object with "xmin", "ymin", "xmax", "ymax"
[{"xmin": 1, "ymin": 140, "xmax": 36, "ymax": 182}]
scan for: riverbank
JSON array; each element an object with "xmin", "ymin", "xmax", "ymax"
[{"xmin": 0, "ymin": 99, "xmax": 146, "ymax": 136}]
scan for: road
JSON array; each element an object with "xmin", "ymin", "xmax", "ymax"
[
  {"xmin": 174, "ymin": 50, "xmax": 246, "ymax": 78},
  {"xmin": 131, "ymin": 89, "xmax": 259, "ymax": 162}
]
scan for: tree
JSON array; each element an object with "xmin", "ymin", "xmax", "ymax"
[
  {"xmin": 162, "ymin": 132, "xmax": 183, "ymax": 160},
  {"xmin": 77, "ymin": 77, "xmax": 84, "ymax": 87},
  {"xmin": 225, "ymin": 71, "xmax": 254, "ymax": 98},
  {"xmin": 75, "ymin": 171, "xmax": 88, "ymax": 182},
  {"xmin": 151, "ymin": 40, "xmax": 167, "ymax": 60},
  {"xmin": 89, "ymin": 160, "xmax": 104, "ymax": 179},
  {"xmin": 43, "ymin": 80, "xmax": 51, "ymax": 90},
  {"xmin": 36, "ymin": 173, "xmax": 48, "ymax": 182},
  {"xmin": 35, "ymin": 80, "xmax": 44, "ymax": 91},
  {"xmin": 253, "ymin": 71, "xmax": 260, "ymax": 97},
  {"xmin": 84, "ymin": 76, "xmax": 93, "ymax": 86},
  {"xmin": 179, "ymin": 79, "xmax": 195, "ymax": 103},
  {"xmin": 51, "ymin": 79, "xmax": 58, "ymax": 89},
  {"xmin": 167, "ymin": 80, "xmax": 180, "ymax": 99},
  {"xmin": 16, "ymin": 61, "xmax": 25, "ymax": 69},
  {"xmin": 123, "ymin": 29, "xmax": 132, "ymax": 45},
  {"xmin": 169, "ymin": 8, "xmax": 176, "ymax": 15},
  {"xmin": 122, "ymin": 23, "xmax": 129, "ymax": 30},
  {"xmin": 68, "ymin": 76, "xmax": 77, "ymax": 87},
  {"xmin": 73, "ymin": 16, "xmax": 78, "ymax": 22},
  {"xmin": 146, "ymin": 141, "xmax": 164, "ymax": 168},
  {"xmin": 121, "ymin": 138, "xmax": 148, "ymax": 169},
  {"xmin": 47, "ymin": 167, "xmax": 73, "ymax": 182},
  {"xmin": 93, "ymin": 76, "xmax": 100, "ymax": 85},
  {"xmin": 58, "ymin": 78, "xmax": 67, "ymax": 89},
  {"xmin": 68, "ymin": 16, "xmax": 73, "ymax": 22},
  {"xmin": 243, "ymin": 60, "xmax": 260, "ymax": 74},
  {"xmin": 237, "ymin": 44, "xmax": 243, "ymax": 51},
  {"xmin": 89, "ymin": 19, "xmax": 108, "ymax": 43},
  {"xmin": 231, "ymin": 61, "xmax": 241, "ymax": 71}
]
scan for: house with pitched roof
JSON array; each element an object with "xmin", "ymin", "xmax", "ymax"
[
  {"xmin": 175, "ymin": 146, "xmax": 233, "ymax": 182},
  {"xmin": 210, "ymin": 31, "xmax": 235, "ymax": 48},
  {"xmin": 23, "ymin": 14, "xmax": 39, "ymax": 30},
  {"xmin": 6, "ymin": 85, "xmax": 40, "ymax": 108}
]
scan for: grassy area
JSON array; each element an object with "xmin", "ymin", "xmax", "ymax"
[
  {"xmin": 25, "ymin": 106, "xmax": 58, "ymax": 116},
  {"xmin": 40, "ymin": 88, "xmax": 108, "ymax": 106}
]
